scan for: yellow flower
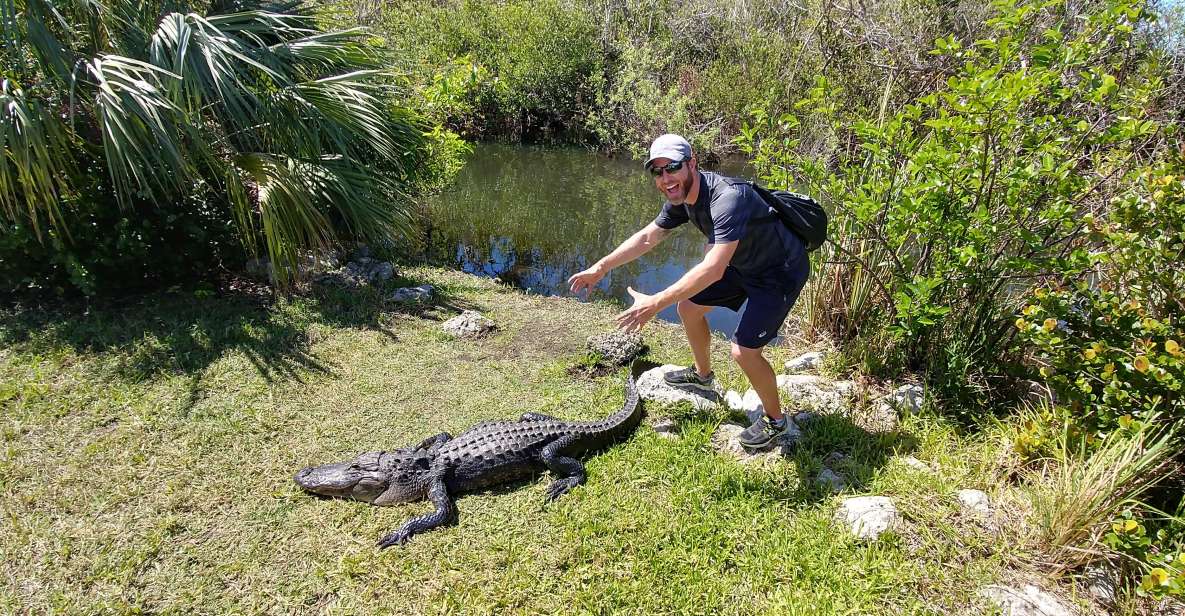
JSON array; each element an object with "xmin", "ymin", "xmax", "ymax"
[
  {"xmin": 1084, "ymin": 348, "xmax": 1097, "ymax": 360},
  {"xmin": 1102, "ymin": 363, "xmax": 1115, "ymax": 378},
  {"xmin": 1043, "ymin": 318, "xmax": 1057, "ymax": 331},
  {"xmin": 1039, "ymin": 366, "xmax": 1051, "ymax": 377},
  {"xmin": 1034, "ymin": 288, "xmax": 1048, "ymax": 299},
  {"xmin": 1143, "ymin": 317, "xmax": 1158, "ymax": 330},
  {"xmin": 1022, "ymin": 305, "xmax": 1039, "ymax": 316},
  {"xmin": 1167, "ymin": 339, "xmax": 1182, "ymax": 357},
  {"xmin": 1133, "ymin": 356, "xmax": 1150, "ymax": 373},
  {"xmin": 1148, "ymin": 568, "xmax": 1171, "ymax": 587},
  {"xmin": 1015, "ymin": 318, "xmax": 1028, "ymax": 330}
]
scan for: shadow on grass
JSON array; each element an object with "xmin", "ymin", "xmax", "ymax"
[
  {"xmin": 661, "ymin": 394, "xmax": 917, "ymax": 507},
  {"xmin": 0, "ymin": 271, "xmax": 478, "ymax": 384}
]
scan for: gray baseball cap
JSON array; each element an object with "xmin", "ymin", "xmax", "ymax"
[{"xmin": 644, "ymin": 134, "xmax": 692, "ymax": 168}]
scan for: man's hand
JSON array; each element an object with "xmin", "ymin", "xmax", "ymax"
[
  {"xmin": 568, "ymin": 264, "xmax": 605, "ymax": 295},
  {"xmin": 616, "ymin": 286, "xmax": 662, "ymax": 333}
]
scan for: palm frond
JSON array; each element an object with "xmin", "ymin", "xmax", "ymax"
[
  {"xmin": 0, "ymin": 79, "xmax": 75, "ymax": 235},
  {"xmin": 88, "ymin": 54, "xmax": 190, "ymax": 205}
]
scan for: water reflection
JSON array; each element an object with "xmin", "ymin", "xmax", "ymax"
[{"xmin": 423, "ymin": 143, "xmax": 756, "ymax": 337}]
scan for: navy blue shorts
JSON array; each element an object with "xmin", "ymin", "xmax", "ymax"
[{"xmin": 688, "ymin": 260, "xmax": 809, "ymax": 348}]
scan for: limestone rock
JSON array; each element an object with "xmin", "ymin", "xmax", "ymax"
[
  {"xmin": 785, "ymin": 351, "xmax": 825, "ymax": 373},
  {"xmin": 817, "ymin": 468, "xmax": 847, "ymax": 493},
  {"xmin": 832, "ymin": 380, "xmax": 857, "ymax": 397},
  {"xmin": 711, "ymin": 420, "xmax": 802, "ymax": 465},
  {"xmin": 776, "ymin": 374, "xmax": 850, "ymax": 414},
  {"xmin": 637, "ymin": 365, "xmax": 722, "ymax": 411},
  {"xmin": 442, "ymin": 310, "xmax": 496, "ymax": 338},
  {"xmin": 979, "ymin": 584, "xmax": 1072, "ymax": 616},
  {"xmin": 652, "ymin": 417, "xmax": 680, "ymax": 440},
  {"xmin": 724, "ymin": 389, "xmax": 764, "ymax": 418},
  {"xmin": 587, "ymin": 331, "xmax": 644, "ymax": 366},
  {"xmin": 388, "ymin": 285, "xmax": 434, "ymax": 304},
  {"xmin": 823, "ymin": 451, "xmax": 850, "ymax": 468},
  {"xmin": 314, "ymin": 256, "xmax": 396, "ymax": 288},
  {"xmin": 957, "ymin": 489, "xmax": 992, "ymax": 517},
  {"xmin": 900, "ymin": 456, "xmax": 931, "ymax": 472},
  {"xmin": 886, "ymin": 384, "xmax": 925, "ymax": 415},
  {"xmin": 834, "ymin": 496, "xmax": 900, "ymax": 540}
]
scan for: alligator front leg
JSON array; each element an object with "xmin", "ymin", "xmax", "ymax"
[
  {"xmin": 540, "ymin": 435, "xmax": 587, "ymax": 501},
  {"xmin": 376, "ymin": 474, "xmax": 456, "ymax": 548},
  {"xmin": 411, "ymin": 432, "xmax": 453, "ymax": 453}
]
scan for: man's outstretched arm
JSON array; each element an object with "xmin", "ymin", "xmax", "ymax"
[
  {"xmin": 616, "ymin": 241, "xmax": 738, "ymax": 332},
  {"xmin": 568, "ymin": 222, "xmax": 671, "ymax": 293}
]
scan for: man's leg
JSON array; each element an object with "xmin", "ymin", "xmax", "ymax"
[
  {"xmin": 676, "ymin": 299, "xmax": 714, "ymax": 377},
  {"xmin": 731, "ymin": 343, "xmax": 783, "ymax": 421}
]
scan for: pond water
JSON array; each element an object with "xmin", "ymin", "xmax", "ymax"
[{"xmin": 422, "ymin": 143, "xmax": 757, "ymax": 337}]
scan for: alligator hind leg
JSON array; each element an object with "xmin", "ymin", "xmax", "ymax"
[
  {"xmin": 377, "ymin": 475, "xmax": 456, "ymax": 548},
  {"xmin": 540, "ymin": 435, "xmax": 587, "ymax": 501}
]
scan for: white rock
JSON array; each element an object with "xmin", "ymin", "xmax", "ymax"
[
  {"xmin": 777, "ymin": 374, "xmax": 824, "ymax": 388},
  {"xmin": 886, "ymin": 384, "xmax": 925, "ymax": 414},
  {"xmin": 900, "ymin": 456, "xmax": 931, "ymax": 472},
  {"xmin": 442, "ymin": 310, "xmax": 495, "ymax": 338},
  {"xmin": 636, "ymin": 365, "xmax": 723, "ymax": 411},
  {"xmin": 957, "ymin": 489, "xmax": 992, "ymax": 516},
  {"xmin": 711, "ymin": 421, "xmax": 802, "ymax": 464},
  {"xmin": 652, "ymin": 417, "xmax": 679, "ymax": 440},
  {"xmin": 979, "ymin": 584, "xmax": 1073, "ymax": 616},
  {"xmin": 388, "ymin": 285, "xmax": 434, "ymax": 304},
  {"xmin": 834, "ymin": 496, "xmax": 900, "ymax": 540},
  {"xmin": 832, "ymin": 380, "xmax": 857, "ymax": 397},
  {"xmin": 777, "ymin": 374, "xmax": 846, "ymax": 413},
  {"xmin": 867, "ymin": 402, "xmax": 901, "ymax": 432},
  {"xmin": 817, "ymin": 468, "xmax": 846, "ymax": 493},
  {"xmin": 823, "ymin": 451, "xmax": 849, "ymax": 468},
  {"xmin": 725, "ymin": 389, "xmax": 765, "ymax": 420},
  {"xmin": 587, "ymin": 331, "xmax": 644, "ymax": 365},
  {"xmin": 785, "ymin": 351, "xmax": 824, "ymax": 373}
]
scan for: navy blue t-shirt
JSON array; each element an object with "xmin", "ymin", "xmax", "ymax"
[{"xmin": 654, "ymin": 171, "xmax": 806, "ymax": 288}]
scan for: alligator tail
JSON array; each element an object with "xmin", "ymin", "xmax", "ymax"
[{"xmin": 590, "ymin": 372, "xmax": 641, "ymax": 437}]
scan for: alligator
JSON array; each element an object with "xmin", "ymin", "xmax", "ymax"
[{"xmin": 294, "ymin": 374, "xmax": 641, "ymax": 547}]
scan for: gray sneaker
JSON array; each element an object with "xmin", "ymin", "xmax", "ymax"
[
  {"xmin": 737, "ymin": 414, "xmax": 790, "ymax": 449},
  {"xmin": 663, "ymin": 365, "xmax": 715, "ymax": 391}
]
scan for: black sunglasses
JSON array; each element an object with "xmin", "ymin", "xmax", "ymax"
[{"xmin": 647, "ymin": 159, "xmax": 688, "ymax": 177}]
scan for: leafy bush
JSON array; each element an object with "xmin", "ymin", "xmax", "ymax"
[
  {"xmin": 740, "ymin": 0, "xmax": 1177, "ymax": 405},
  {"xmin": 2, "ymin": 0, "xmax": 432, "ymax": 294},
  {"xmin": 1105, "ymin": 510, "xmax": 1185, "ymax": 599}
]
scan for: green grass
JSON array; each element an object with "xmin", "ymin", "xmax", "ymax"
[{"xmin": 0, "ymin": 267, "xmax": 1060, "ymax": 614}]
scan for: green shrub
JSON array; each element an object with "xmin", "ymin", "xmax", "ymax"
[
  {"xmin": 1018, "ymin": 159, "xmax": 1184, "ymax": 434},
  {"xmin": 2, "ymin": 0, "xmax": 432, "ymax": 294},
  {"xmin": 740, "ymin": 0, "xmax": 1176, "ymax": 407}
]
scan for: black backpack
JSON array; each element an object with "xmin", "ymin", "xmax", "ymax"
[{"xmin": 723, "ymin": 177, "xmax": 829, "ymax": 252}]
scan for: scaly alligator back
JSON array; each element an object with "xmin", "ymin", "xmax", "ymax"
[{"xmin": 435, "ymin": 374, "xmax": 640, "ymax": 492}]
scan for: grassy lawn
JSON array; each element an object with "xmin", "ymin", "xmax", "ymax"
[{"xmin": 1, "ymin": 267, "xmax": 1061, "ymax": 614}]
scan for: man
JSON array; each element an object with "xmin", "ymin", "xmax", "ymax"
[{"xmin": 568, "ymin": 134, "xmax": 810, "ymax": 449}]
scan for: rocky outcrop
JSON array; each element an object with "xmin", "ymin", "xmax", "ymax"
[
  {"xmin": 636, "ymin": 365, "xmax": 721, "ymax": 411},
  {"xmin": 978, "ymin": 584, "xmax": 1073, "ymax": 616},
  {"xmin": 442, "ymin": 310, "xmax": 496, "ymax": 338},
  {"xmin": 835, "ymin": 496, "xmax": 900, "ymax": 541},
  {"xmin": 388, "ymin": 285, "xmax": 434, "ymax": 304},
  {"xmin": 587, "ymin": 331, "xmax": 645, "ymax": 365}
]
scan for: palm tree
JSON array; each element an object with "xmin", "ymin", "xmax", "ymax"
[{"xmin": 1, "ymin": 0, "xmax": 427, "ymax": 285}]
